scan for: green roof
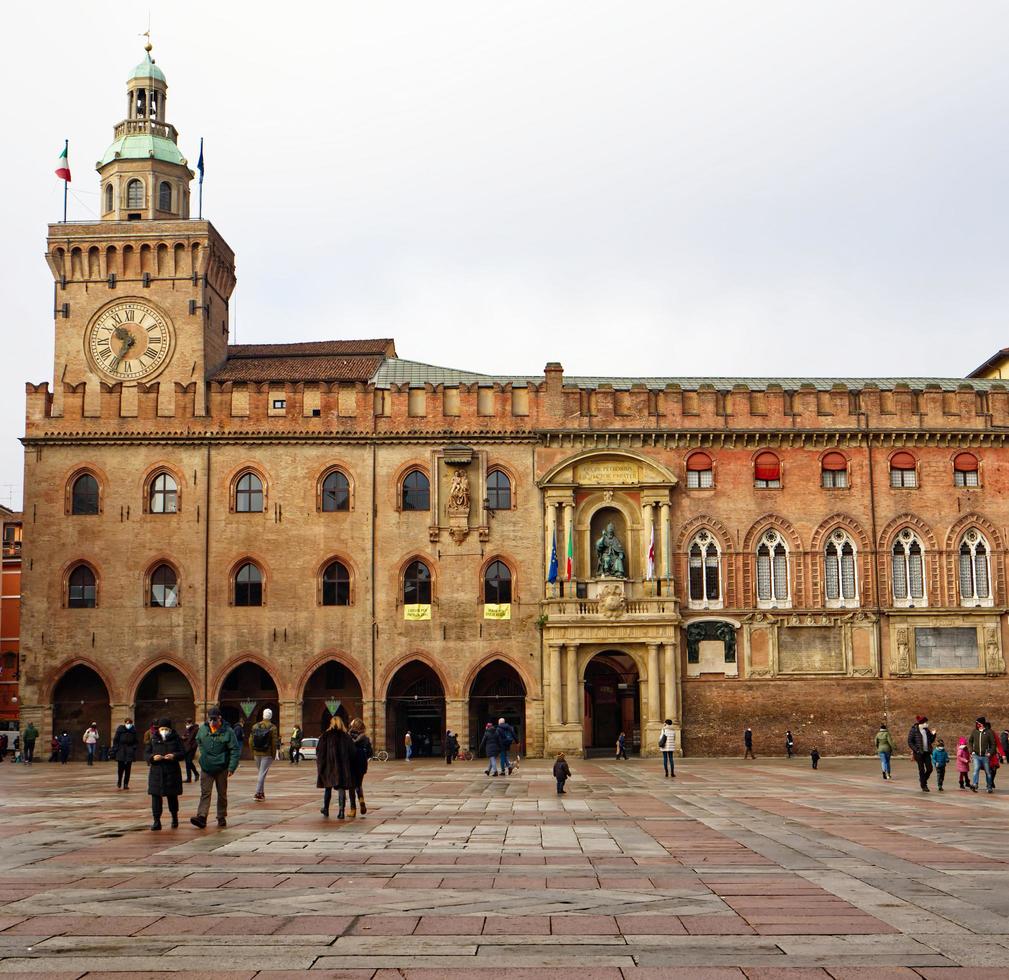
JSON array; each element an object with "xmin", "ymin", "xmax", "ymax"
[
  {"xmin": 129, "ymin": 54, "xmax": 166, "ymax": 83},
  {"xmin": 97, "ymin": 134, "xmax": 187, "ymax": 169}
]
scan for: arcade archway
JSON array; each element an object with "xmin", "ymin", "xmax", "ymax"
[
  {"xmin": 52, "ymin": 664, "xmax": 111, "ymax": 760},
  {"xmin": 134, "ymin": 664, "xmax": 195, "ymax": 737},
  {"xmin": 219, "ymin": 661, "xmax": 279, "ymax": 758},
  {"xmin": 301, "ymin": 660, "xmax": 364, "ymax": 736},
  {"xmin": 385, "ymin": 660, "xmax": 444, "ymax": 759},
  {"xmin": 583, "ymin": 651, "xmax": 640, "ymax": 756},
  {"xmin": 468, "ymin": 660, "xmax": 526, "ymax": 757}
]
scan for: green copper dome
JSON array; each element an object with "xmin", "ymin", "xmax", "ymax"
[
  {"xmin": 97, "ymin": 134, "xmax": 187, "ymax": 169},
  {"xmin": 128, "ymin": 53, "xmax": 166, "ymax": 83}
]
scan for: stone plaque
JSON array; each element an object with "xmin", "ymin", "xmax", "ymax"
[
  {"xmin": 914, "ymin": 627, "xmax": 979, "ymax": 670},
  {"xmin": 777, "ymin": 626, "xmax": 844, "ymax": 673},
  {"xmin": 577, "ymin": 461, "xmax": 638, "ymax": 485}
]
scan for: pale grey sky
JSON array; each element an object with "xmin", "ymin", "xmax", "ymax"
[{"xmin": 3, "ymin": 2, "xmax": 1009, "ymax": 507}]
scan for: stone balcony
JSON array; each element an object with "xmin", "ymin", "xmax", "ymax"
[{"xmin": 113, "ymin": 119, "xmax": 179, "ymax": 141}]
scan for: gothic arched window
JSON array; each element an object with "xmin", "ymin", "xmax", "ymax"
[
  {"xmin": 321, "ymin": 470, "xmax": 350, "ymax": 512},
  {"xmin": 149, "ymin": 472, "xmax": 178, "ymax": 514},
  {"xmin": 959, "ymin": 529, "xmax": 992, "ymax": 606},
  {"xmin": 486, "ymin": 470, "xmax": 511, "ymax": 510},
  {"xmin": 824, "ymin": 529, "xmax": 857, "ymax": 605},
  {"xmin": 404, "ymin": 560, "xmax": 432, "ymax": 605},
  {"xmin": 235, "ymin": 472, "xmax": 264, "ymax": 513},
  {"xmin": 234, "ymin": 562, "xmax": 263, "ymax": 607},
  {"xmin": 484, "ymin": 559, "xmax": 512, "ymax": 604},
  {"xmin": 158, "ymin": 181, "xmax": 172, "ymax": 211},
  {"xmin": 68, "ymin": 564, "xmax": 97, "ymax": 608},
  {"xmin": 126, "ymin": 179, "xmax": 144, "ymax": 209},
  {"xmin": 891, "ymin": 529, "xmax": 926, "ymax": 606},
  {"xmin": 954, "ymin": 453, "xmax": 980, "ymax": 488},
  {"xmin": 149, "ymin": 564, "xmax": 179, "ymax": 607},
  {"xmin": 756, "ymin": 530, "xmax": 789, "ymax": 604},
  {"xmin": 322, "ymin": 560, "xmax": 351, "ymax": 606},
  {"xmin": 71, "ymin": 473, "xmax": 100, "ymax": 515},
  {"xmin": 688, "ymin": 531, "xmax": 721, "ymax": 606},
  {"xmin": 104, "ymin": 184, "xmax": 114, "ymax": 212},
  {"xmin": 401, "ymin": 470, "xmax": 430, "ymax": 511}
]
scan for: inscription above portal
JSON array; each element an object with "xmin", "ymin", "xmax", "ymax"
[{"xmin": 577, "ymin": 462, "xmax": 638, "ymax": 485}]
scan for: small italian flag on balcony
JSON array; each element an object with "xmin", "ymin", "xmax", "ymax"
[{"xmin": 55, "ymin": 142, "xmax": 71, "ymax": 182}]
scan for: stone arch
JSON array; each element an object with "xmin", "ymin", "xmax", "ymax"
[
  {"xmin": 742, "ymin": 515, "xmax": 804, "ymax": 607},
  {"xmin": 878, "ymin": 514, "xmax": 939, "ymax": 606},
  {"xmin": 215, "ymin": 656, "xmax": 283, "ymax": 756},
  {"xmin": 378, "ymin": 650, "xmax": 453, "ymax": 701},
  {"xmin": 384, "ymin": 657, "xmax": 447, "ymax": 758},
  {"xmin": 676, "ymin": 515, "xmax": 734, "ymax": 554},
  {"xmin": 945, "ymin": 513, "xmax": 1004, "ymax": 606},
  {"xmin": 212, "ymin": 653, "xmax": 287, "ymax": 703},
  {"xmin": 294, "ymin": 650, "xmax": 370, "ymax": 706},
  {"xmin": 131, "ymin": 660, "xmax": 197, "ymax": 736},
  {"xmin": 810, "ymin": 515, "xmax": 871, "ymax": 608},
  {"xmin": 576, "ymin": 492, "xmax": 639, "ymax": 580},
  {"xmin": 126, "ymin": 655, "xmax": 200, "ymax": 707},
  {"xmin": 539, "ymin": 448, "xmax": 677, "ymax": 487},
  {"xmin": 44, "ymin": 656, "xmax": 118, "ymax": 704},
  {"xmin": 461, "ymin": 653, "xmax": 536, "ymax": 703},
  {"xmin": 580, "ymin": 649, "xmax": 642, "ymax": 755},
  {"xmin": 945, "ymin": 512, "xmax": 1003, "ymax": 554},
  {"xmin": 299, "ymin": 656, "xmax": 365, "ymax": 736},
  {"xmin": 50, "ymin": 661, "xmax": 113, "ymax": 756},
  {"xmin": 466, "ymin": 657, "xmax": 528, "ymax": 756}
]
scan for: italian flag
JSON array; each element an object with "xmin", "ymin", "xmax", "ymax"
[
  {"xmin": 565, "ymin": 523, "xmax": 573, "ymax": 581},
  {"xmin": 55, "ymin": 143, "xmax": 71, "ymax": 182}
]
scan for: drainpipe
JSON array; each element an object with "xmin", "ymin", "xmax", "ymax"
[
  {"xmin": 862, "ymin": 411, "xmax": 886, "ymax": 721},
  {"xmin": 203, "ymin": 443, "xmax": 211, "ymax": 710}
]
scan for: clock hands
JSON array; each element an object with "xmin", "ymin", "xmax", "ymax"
[{"xmin": 109, "ymin": 325, "xmax": 136, "ymax": 372}]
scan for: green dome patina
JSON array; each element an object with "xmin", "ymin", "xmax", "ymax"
[
  {"xmin": 128, "ymin": 53, "xmax": 166, "ymax": 83},
  {"xmin": 97, "ymin": 134, "xmax": 187, "ymax": 169}
]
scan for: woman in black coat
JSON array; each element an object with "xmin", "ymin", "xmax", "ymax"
[
  {"xmin": 144, "ymin": 718, "xmax": 184, "ymax": 831},
  {"xmin": 316, "ymin": 716, "xmax": 355, "ymax": 819},
  {"xmin": 348, "ymin": 718, "xmax": 373, "ymax": 817},
  {"xmin": 478, "ymin": 722, "xmax": 502, "ymax": 776}
]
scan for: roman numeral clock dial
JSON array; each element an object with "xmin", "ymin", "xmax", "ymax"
[{"xmin": 86, "ymin": 300, "xmax": 173, "ymax": 381}]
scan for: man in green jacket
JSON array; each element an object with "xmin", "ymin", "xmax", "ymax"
[
  {"xmin": 249, "ymin": 708, "xmax": 279, "ymax": 802},
  {"xmin": 190, "ymin": 706, "xmax": 240, "ymax": 828},
  {"xmin": 21, "ymin": 722, "xmax": 38, "ymax": 765},
  {"xmin": 874, "ymin": 723, "xmax": 896, "ymax": 780}
]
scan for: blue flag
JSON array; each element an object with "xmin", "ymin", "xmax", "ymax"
[
  {"xmin": 548, "ymin": 529, "xmax": 558, "ymax": 584},
  {"xmin": 197, "ymin": 138, "xmax": 205, "ymax": 185}
]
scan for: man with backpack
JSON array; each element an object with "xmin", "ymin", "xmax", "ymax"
[
  {"xmin": 250, "ymin": 708, "xmax": 279, "ymax": 801},
  {"xmin": 496, "ymin": 717, "xmax": 516, "ymax": 775}
]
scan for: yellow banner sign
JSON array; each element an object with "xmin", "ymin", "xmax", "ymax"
[
  {"xmin": 483, "ymin": 603, "xmax": 512, "ymax": 620},
  {"xmin": 404, "ymin": 604, "xmax": 432, "ymax": 621}
]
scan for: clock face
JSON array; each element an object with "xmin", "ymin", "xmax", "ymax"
[{"xmin": 86, "ymin": 300, "xmax": 173, "ymax": 381}]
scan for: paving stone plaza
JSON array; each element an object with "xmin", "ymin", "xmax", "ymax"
[{"xmin": 5, "ymin": 757, "xmax": 1009, "ymax": 977}]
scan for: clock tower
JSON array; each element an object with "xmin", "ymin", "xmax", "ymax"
[{"xmin": 45, "ymin": 43, "xmax": 236, "ymax": 419}]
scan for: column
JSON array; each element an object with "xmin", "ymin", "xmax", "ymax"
[
  {"xmin": 660, "ymin": 501, "xmax": 672, "ymax": 580},
  {"xmin": 564, "ymin": 643, "xmax": 579, "ymax": 726},
  {"xmin": 548, "ymin": 643, "xmax": 563, "ymax": 727},
  {"xmin": 643, "ymin": 502, "xmax": 654, "ymax": 581},
  {"xmin": 663, "ymin": 642, "xmax": 676, "ymax": 722},
  {"xmin": 563, "ymin": 501, "xmax": 575, "ymax": 582},
  {"xmin": 647, "ymin": 643, "xmax": 660, "ymax": 723}
]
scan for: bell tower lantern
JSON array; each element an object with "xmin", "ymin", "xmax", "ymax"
[{"xmin": 97, "ymin": 43, "xmax": 193, "ymax": 221}]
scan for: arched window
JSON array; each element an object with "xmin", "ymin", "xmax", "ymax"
[
  {"xmin": 126, "ymin": 179, "xmax": 144, "ymax": 209},
  {"xmin": 484, "ymin": 559, "xmax": 512, "ymax": 604},
  {"xmin": 322, "ymin": 560, "xmax": 351, "ymax": 606},
  {"xmin": 890, "ymin": 451, "xmax": 917, "ymax": 488},
  {"xmin": 149, "ymin": 472, "xmax": 178, "ymax": 513},
  {"xmin": 756, "ymin": 530, "xmax": 788, "ymax": 604},
  {"xmin": 158, "ymin": 181, "xmax": 172, "ymax": 211},
  {"xmin": 754, "ymin": 452, "xmax": 781, "ymax": 489},
  {"xmin": 235, "ymin": 472, "xmax": 264, "ymax": 513},
  {"xmin": 321, "ymin": 470, "xmax": 350, "ymax": 511},
  {"xmin": 958, "ymin": 529, "xmax": 991, "ymax": 605},
  {"xmin": 149, "ymin": 564, "xmax": 179, "ymax": 607},
  {"xmin": 824, "ymin": 530, "xmax": 857, "ymax": 605},
  {"xmin": 68, "ymin": 564, "xmax": 97, "ymax": 608},
  {"xmin": 891, "ymin": 529, "xmax": 925, "ymax": 606},
  {"xmin": 954, "ymin": 453, "xmax": 980, "ymax": 488},
  {"xmin": 821, "ymin": 452, "xmax": 849, "ymax": 489},
  {"xmin": 688, "ymin": 531, "xmax": 721, "ymax": 606},
  {"xmin": 234, "ymin": 562, "xmax": 263, "ymax": 607},
  {"xmin": 686, "ymin": 452, "xmax": 714, "ymax": 488},
  {"xmin": 71, "ymin": 474, "xmax": 100, "ymax": 515},
  {"xmin": 487, "ymin": 470, "xmax": 511, "ymax": 510},
  {"xmin": 401, "ymin": 470, "xmax": 430, "ymax": 511},
  {"xmin": 104, "ymin": 184, "xmax": 114, "ymax": 212},
  {"xmin": 404, "ymin": 560, "xmax": 432, "ymax": 605}
]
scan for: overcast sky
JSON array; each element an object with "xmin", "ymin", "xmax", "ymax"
[{"xmin": 3, "ymin": 2, "xmax": 1009, "ymax": 507}]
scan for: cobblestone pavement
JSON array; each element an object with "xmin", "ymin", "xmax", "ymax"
[{"xmin": 4, "ymin": 754, "xmax": 1009, "ymax": 978}]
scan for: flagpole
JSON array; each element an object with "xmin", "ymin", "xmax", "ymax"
[
  {"xmin": 198, "ymin": 137, "xmax": 204, "ymax": 219},
  {"xmin": 62, "ymin": 139, "xmax": 68, "ymax": 223}
]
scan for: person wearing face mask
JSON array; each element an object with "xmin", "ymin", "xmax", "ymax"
[
  {"xmin": 145, "ymin": 718, "xmax": 184, "ymax": 830},
  {"xmin": 112, "ymin": 717, "xmax": 139, "ymax": 790},
  {"xmin": 190, "ymin": 706, "xmax": 240, "ymax": 829}
]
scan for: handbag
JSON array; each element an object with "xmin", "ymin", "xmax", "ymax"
[{"xmin": 658, "ymin": 734, "xmax": 667, "ymax": 749}]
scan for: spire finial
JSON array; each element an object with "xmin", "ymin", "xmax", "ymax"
[{"xmin": 141, "ymin": 13, "xmax": 152, "ymax": 55}]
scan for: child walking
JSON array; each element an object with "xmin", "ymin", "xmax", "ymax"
[
  {"xmin": 932, "ymin": 739, "xmax": 949, "ymax": 792},
  {"xmin": 810, "ymin": 747, "xmax": 820, "ymax": 769},
  {"xmin": 956, "ymin": 734, "xmax": 972, "ymax": 791},
  {"xmin": 554, "ymin": 752, "xmax": 571, "ymax": 794}
]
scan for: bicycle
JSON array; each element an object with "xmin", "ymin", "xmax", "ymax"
[
  {"xmin": 458, "ymin": 747, "xmax": 474, "ymax": 762},
  {"xmin": 374, "ymin": 748, "xmax": 390, "ymax": 762}
]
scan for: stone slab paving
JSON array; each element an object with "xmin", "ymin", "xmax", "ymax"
[{"xmin": 6, "ymin": 757, "xmax": 1009, "ymax": 976}]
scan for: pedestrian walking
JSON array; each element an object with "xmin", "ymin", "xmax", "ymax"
[
  {"xmin": 58, "ymin": 731, "xmax": 71, "ymax": 764},
  {"xmin": 875, "ymin": 723, "xmax": 896, "ymax": 780},
  {"xmin": 615, "ymin": 731, "xmax": 628, "ymax": 761},
  {"xmin": 743, "ymin": 727, "xmax": 755, "ymax": 759},
  {"xmin": 1000, "ymin": 726, "xmax": 1009, "ymax": 762},
  {"xmin": 554, "ymin": 752, "xmax": 571, "ymax": 794},
  {"xmin": 21, "ymin": 722, "xmax": 37, "ymax": 765},
  {"xmin": 810, "ymin": 747, "xmax": 820, "ymax": 769},
  {"xmin": 112, "ymin": 718, "xmax": 138, "ymax": 789},
  {"xmin": 349, "ymin": 718, "xmax": 373, "ymax": 816},
  {"xmin": 181, "ymin": 720, "xmax": 199, "ymax": 783},
  {"xmin": 956, "ymin": 736, "xmax": 970, "ymax": 789},
  {"xmin": 289, "ymin": 726, "xmax": 303, "ymax": 765},
  {"xmin": 48, "ymin": 735, "xmax": 59, "ymax": 763},
  {"xmin": 83, "ymin": 723, "xmax": 100, "ymax": 766},
  {"xmin": 932, "ymin": 739, "xmax": 949, "ymax": 792},
  {"xmin": 317, "ymin": 715, "xmax": 354, "ymax": 819},
  {"xmin": 404, "ymin": 730, "xmax": 413, "ymax": 762},
  {"xmin": 231, "ymin": 719, "xmax": 245, "ymax": 755},
  {"xmin": 907, "ymin": 715, "xmax": 935, "ymax": 792},
  {"xmin": 497, "ymin": 717, "xmax": 517, "ymax": 774},
  {"xmin": 249, "ymin": 709, "xmax": 278, "ymax": 802},
  {"xmin": 0, "ymin": 732, "xmax": 7, "ymax": 762},
  {"xmin": 479, "ymin": 722, "xmax": 502, "ymax": 775},
  {"xmin": 189, "ymin": 707, "xmax": 240, "ymax": 829},
  {"xmin": 969, "ymin": 717, "xmax": 996, "ymax": 793},
  {"xmin": 444, "ymin": 729, "xmax": 459, "ymax": 765},
  {"xmin": 146, "ymin": 719, "xmax": 184, "ymax": 830},
  {"xmin": 12, "ymin": 734, "xmax": 20, "ymax": 763},
  {"xmin": 785, "ymin": 730, "xmax": 795, "ymax": 759},
  {"xmin": 659, "ymin": 719, "xmax": 677, "ymax": 777}
]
